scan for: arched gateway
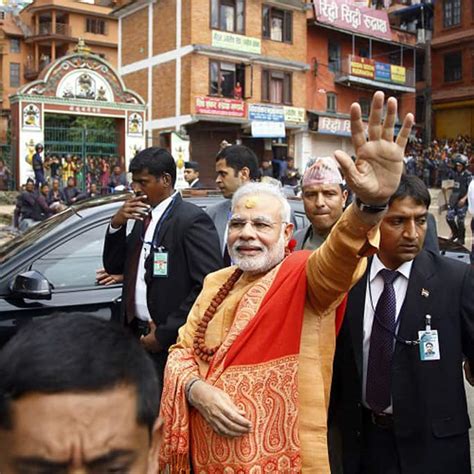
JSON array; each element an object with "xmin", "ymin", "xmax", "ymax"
[{"xmin": 10, "ymin": 41, "xmax": 146, "ymax": 188}]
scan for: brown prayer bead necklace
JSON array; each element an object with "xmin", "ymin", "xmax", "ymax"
[{"xmin": 193, "ymin": 268, "xmax": 243, "ymax": 362}]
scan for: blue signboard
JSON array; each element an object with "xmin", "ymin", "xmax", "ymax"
[
  {"xmin": 248, "ymin": 104, "xmax": 285, "ymax": 122},
  {"xmin": 375, "ymin": 62, "xmax": 391, "ymax": 82}
]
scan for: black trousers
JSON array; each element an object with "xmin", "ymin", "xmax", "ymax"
[
  {"xmin": 128, "ymin": 318, "xmax": 166, "ymax": 402},
  {"xmin": 360, "ymin": 408, "xmax": 401, "ymax": 474}
]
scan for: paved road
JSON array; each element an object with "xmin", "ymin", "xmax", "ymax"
[{"xmin": 429, "ymin": 190, "xmax": 474, "ymax": 469}]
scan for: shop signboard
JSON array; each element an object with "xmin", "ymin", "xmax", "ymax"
[
  {"xmin": 284, "ymin": 106, "xmax": 306, "ymax": 123},
  {"xmin": 248, "ymin": 103, "xmax": 285, "ymax": 122},
  {"xmin": 375, "ymin": 62, "xmax": 391, "ymax": 82},
  {"xmin": 314, "ymin": 0, "xmax": 392, "ymax": 41},
  {"xmin": 350, "ymin": 56, "xmax": 375, "ymax": 80},
  {"xmin": 390, "ymin": 65, "xmax": 406, "ymax": 84},
  {"xmin": 211, "ymin": 30, "xmax": 261, "ymax": 54},
  {"xmin": 318, "ymin": 115, "xmax": 367, "ymax": 136},
  {"xmin": 195, "ymin": 96, "xmax": 246, "ymax": 118},
  {"xmin": 251, "ymin": 120, "xmax": 286, "ymax": 138}
]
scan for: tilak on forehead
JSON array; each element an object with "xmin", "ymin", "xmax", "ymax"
[{"xmin": 244, "ymin": 196, "xmax": 258, "ymax": 208}]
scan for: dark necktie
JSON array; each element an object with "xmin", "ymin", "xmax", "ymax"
[
  {"xmin": 125, "ymin": 213, "xmax": 151, "ymax": 323},
  {"xmin": 366, "ymin": 268, "xmax": 401, "ymax": 414}
]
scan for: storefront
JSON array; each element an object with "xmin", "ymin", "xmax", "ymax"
[{"xmin": 433, "ymin": 101, "xmax": 474, "ymax": 139}]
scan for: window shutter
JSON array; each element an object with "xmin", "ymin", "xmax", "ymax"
[
  {"xmin": 284, "ymin": 10, "xmax": 292, "ymax": 42},
  {"xmin": 283, "ymin": 72, "xmax": 291, "ymax": 104},
  {"xmin": 262, "ymin": 70, "xmax": 269, "ymax": 101},
  {"xmin": 262, "ymin": 6, "xmax": 270, "ymax": 38}
]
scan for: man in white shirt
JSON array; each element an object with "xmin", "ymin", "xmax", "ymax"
[
  {"xmin": 330, "ymin": 174, "xmax": 474, "ymax": 474},
  {"xmin": 103, "ymin": 148, "xmax": 223, "ymax": 389}
]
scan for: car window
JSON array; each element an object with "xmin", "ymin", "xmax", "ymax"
[{"xmin": 31, "ymin": 223, "xmax": 108, "ymax": 289}]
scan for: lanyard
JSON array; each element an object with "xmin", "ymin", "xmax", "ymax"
[
  {"xmin": 142, "ymin": 195, "xmax": 178, "ymax": 250},
  {"xmin": 368, "ymin": 279, "xmax": 420, "ymax": 346}
]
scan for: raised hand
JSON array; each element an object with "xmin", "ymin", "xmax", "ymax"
[
  {"xmin": 111, "ymin": 194, "xmax": 151, "ymax": 228},
  {"xmin": 334, "ymin": 91, "xmax": 414, "ymax": 206}
]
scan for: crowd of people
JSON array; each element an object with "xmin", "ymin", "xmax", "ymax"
[
  {"xmin": 30, "ymin": 143, "xmax": 128, "ymax": 193},
  {"xmin": 404, "ymin": 134, "xmax": 473, "ymax": 188},
  {"xmin": 0, "ymin": 92, "xmax": 473, "ymax": 474},
  {"xmin": 13, "ymin": 150, "xmax": 129, "ymax": 231}
]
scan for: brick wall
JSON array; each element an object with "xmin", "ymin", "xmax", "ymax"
[
  {"xmin": 153, "ymin": 0, "xmax": 176, "ymax": 55},
  {"xmin": 152, "ymin": 61, "xmax": 176, "ymax": 119},
  {"xmin": 121, "ymin": 7, "xmax": 148, "ymax": 65},
  {"xmin": 122, "ymin": 69, "xmax": 148, "ymax": 103}
]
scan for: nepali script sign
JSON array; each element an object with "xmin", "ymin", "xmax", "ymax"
[
  {"xmin": 314, "ymin": 0, "xmax": 392, "ymax": 41},
  {"xmin": 212, "ymin": 31, "xmax": 261, "ymax": 55},
  {"xmin": 350, "ymin": 56, "xmax": 375, "ymax": 80},
  {"xmin": 195, "ymin": 97, "xmax": 246, "ymax": 118},
  {"xmin": 318, "ymin": 115, "xmax": 368, "ymax": 136}
]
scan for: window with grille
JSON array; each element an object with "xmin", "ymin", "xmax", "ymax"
[
  {"xmin": 443, "ymin": 0, "xmax": 461, "ymax": 27},
  {"xmin": 211, "ymin": 0, "xmax": 245, "ymax": 34},
  {"xmin": 262, "ymin": 70, "xmax": 292, "ymax": 104},
  {"xmin": 262, "ymin": 6, "xmax": 292, "ymax": 43},
  {"xmin": 10, "ymin": 38, "xmax": 20, "ymax": 53},
  {"xmin": 328, "ymin": 41, "xmax": 341, "ymax": 73},
  {"xmin": 86, "ymin": 17, "xmax": 106, "ymax": 35},
  {"xmin": 444, "ymin": 51, "xmax": 462, "ymax": 82},
  {"xmin": 359, "ymin": 97, "xmax": 370, "ymax": 117},
  {"xmin": 210, "ymin": 61, "xmax": 245, "ymax": 98},
  {"xmin": 326, "ymin": 93, "xmax": 337, "ymax": 113},
  {"xmin": 10, "ymin": 63, "xmax": 20, "ymax": 87}
]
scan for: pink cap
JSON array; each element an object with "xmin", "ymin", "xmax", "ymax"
[{"xmin": 302, "ymin": 156, "xmax": 343, "ymax": 187}]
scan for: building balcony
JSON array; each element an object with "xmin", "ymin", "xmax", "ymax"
[
  {"xmin": 26, "ymin": 22, "xmax": 72, "ymax": 40},
  {"xmin": 334, "ymin": 55, "xmax": 416, "ymax": 93}
]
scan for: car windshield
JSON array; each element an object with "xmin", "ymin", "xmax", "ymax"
[{"xmin": 0, "ymin": 209, "xmax": 75, "ymax": 264}]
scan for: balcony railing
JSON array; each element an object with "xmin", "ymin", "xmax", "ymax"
[
  {"xmin": 29, "ymin": 22, "xmax": 71, "ymax": 37},
  {"xmin": 334, "ymin": 55, "xmax": 416, "ymax": 91}
]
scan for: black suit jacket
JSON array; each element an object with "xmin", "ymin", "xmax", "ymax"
[
  {"xmin": 103, "ymin": 194, "xmax": 223, "ymax": 352},
  {"xmin": 330, "ymin": 250, "xmax": 474, "ymax": 474}
]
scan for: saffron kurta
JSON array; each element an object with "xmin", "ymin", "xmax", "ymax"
[{"xmin": 168, "ymin": 204, "xmax": 378, "ymax": 472}]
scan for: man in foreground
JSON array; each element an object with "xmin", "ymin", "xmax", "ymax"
[
  {"xmin": 156, "ymin": 91, "xmax": 414, "ymax": 472},
  {"xmin": 330, "ymin": 175, "xmax": 474, "ymax": 473},
  {"xmin": 0, "ymin": 314, "xmax": 160, "ymax": 473}
]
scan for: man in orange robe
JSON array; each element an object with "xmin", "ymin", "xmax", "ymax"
[{"xmin": 154, "ymin": 92, "xmax": 414, "ymax": 473}]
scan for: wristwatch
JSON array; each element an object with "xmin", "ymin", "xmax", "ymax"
[{"xmin": 355, "ymin": 197, "xmax": 388, "ymax": 213}]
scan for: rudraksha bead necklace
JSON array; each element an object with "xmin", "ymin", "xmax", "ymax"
[{"xmin": 193, "ymin": 268, "xmax": 243, "ymax": 362}]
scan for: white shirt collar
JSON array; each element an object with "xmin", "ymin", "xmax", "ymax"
[
  {"xmin": 369, "ymin": 254, "xmax": 413, "ymax": 283},
  {"xmin": 150, "ymin": 191, "xmax": 177, "ymax": 219}
]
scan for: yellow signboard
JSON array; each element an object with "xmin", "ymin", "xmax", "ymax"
[
  {"xmin": 284, "ymin": 106, "xmax": 306, "ymax": 123},
  {"xmin": 212, "ymin": 30, "xmax": 261, "ymax": 55},
  {"xmin": 390, "ymin": 65, "xmax": 406, "ymax": 84}
]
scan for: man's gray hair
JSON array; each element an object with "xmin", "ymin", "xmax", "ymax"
[{"xmin": 231, "ymin": 182, "xmax": 291, "ymax": 222}]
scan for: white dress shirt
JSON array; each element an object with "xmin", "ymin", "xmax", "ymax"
[
  {"xmin": 362, "ymin": 254, "xmax": 413, "ymax": 413},
  {"xmin": 108, "ymin": 192, "xmax": 177, "ymax": 322}
]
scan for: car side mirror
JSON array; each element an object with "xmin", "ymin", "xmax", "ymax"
[{"xmin": 10, "ymin": 270, "xmax": 53, "ymax": 300}]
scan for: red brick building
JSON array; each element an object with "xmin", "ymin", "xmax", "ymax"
[
  {"xmin": 304, "ymin": 0, "xmax": 416, "ymax": 163},
  {"xmin": 431, "ymin": 0, "xmax": 474, "ymax": 138}
]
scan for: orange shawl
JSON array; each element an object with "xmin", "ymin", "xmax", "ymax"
[{"xmin": 158, "ymin": 251, "xmax": 345, "ymax": 473}]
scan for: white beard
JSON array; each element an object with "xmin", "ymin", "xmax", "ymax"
[{"xmin": 229, "ymin": 233, "xmax": 286, "ymax": 274}]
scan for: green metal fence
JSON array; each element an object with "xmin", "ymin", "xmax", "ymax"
[{"xmin": 44, "ymin": 127, "xmax": 120, "ymax": 158}]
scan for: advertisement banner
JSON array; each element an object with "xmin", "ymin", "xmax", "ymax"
[
  {"xmin": 390, "ymin": 65, "xmax": 406, "ymax": 84},
  {"xmin": 212, "ymin": 30, "xmax": 261, "ymax": 54},
  {"xmin": 195, "ymin": 96, "xmax": 246, "ymax": 118},
  {"xmin": 314, "ymin": 0, "xmax": 392, "ymax": 41},
  {"xmin": 284, "ymin": 106, "xmax": 306, "ymax": 123},
  {"xmin": 248, "ymin": 104, "xmax": 285, "ymax": 122},
  {"xmin": 251, "ymin": 121, "xmax": 286, "ymax": 138},
  {"xmin": 350, "ymin": 56, "xmax": 375, "ymax": 79},
  {"xmin": 375, "ymin": 62, "xmax": 391, "ymax": 82}
]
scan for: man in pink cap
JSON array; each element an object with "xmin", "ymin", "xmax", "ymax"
[{"xmin": 294, "ymin": 156, "xmax": 348, "ymax": 250}]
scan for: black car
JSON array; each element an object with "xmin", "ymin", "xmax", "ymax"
[{"xmin": 0, "ymin": 193, "xmax": 308, "ymax": 346}]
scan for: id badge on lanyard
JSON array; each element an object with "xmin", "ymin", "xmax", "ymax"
[
  {"xmin": 418, "ymin": 315, "xmax": 440, "ymax": 361},
  {"xmin": 153, "ymin": 248, "xmax": 168, "ymax": 278}
]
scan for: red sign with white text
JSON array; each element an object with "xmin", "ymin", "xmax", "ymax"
[{"xmin": 195, "ymin": 96, "xmax": 246, "ymax": 118}]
